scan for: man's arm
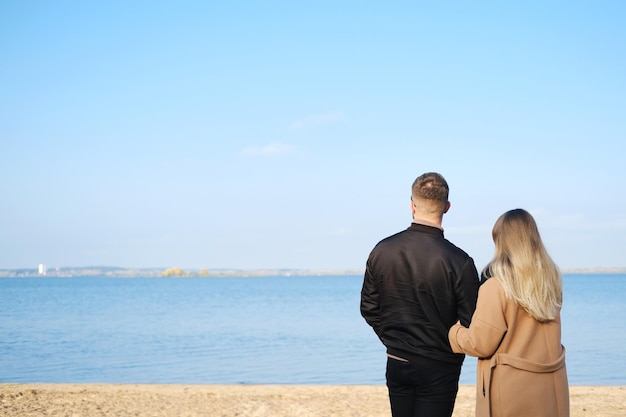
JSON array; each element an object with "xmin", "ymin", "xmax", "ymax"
[
  {"xmin": 454, "ymin": 258, "xmax": 480, "ymax": 327},
  {"xmin": 360, "ymin": 260, "xmax": 382, "ymax": 339}
]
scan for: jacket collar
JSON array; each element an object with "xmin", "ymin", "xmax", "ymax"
[{"xmin": 408, "ymin": 221, "xmax": 444, "ymax": 236}]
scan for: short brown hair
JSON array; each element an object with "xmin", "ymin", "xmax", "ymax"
[{"xmin": 411, "ymin": 172, "xmax": 449, "ymax": 213}]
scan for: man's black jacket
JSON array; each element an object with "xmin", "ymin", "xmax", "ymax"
[{"xmin": 361, "ymin": 222, "xmax": 479, "ymax": 372}]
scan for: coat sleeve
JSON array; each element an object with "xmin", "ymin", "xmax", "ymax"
[
  {"xmin": 360, "ymin": 259, "xmax": 382, "ymax": 340},
  {"xmin": 449, "ymin": 278, "xmax": 508, "ymax": 358}
]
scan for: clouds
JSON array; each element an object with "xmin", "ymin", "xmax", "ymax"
[
  {"xmin": 240, "ymin": 141, "xmax": 296, "ymax": 157},
  {"xmin": 239, "ymin": 111, "xmax": 345, "ymax": 158}
]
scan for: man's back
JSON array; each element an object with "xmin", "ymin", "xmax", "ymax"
[{"xmin": 361, "ymin": 222, "xmax": 479, "ymax": 371}]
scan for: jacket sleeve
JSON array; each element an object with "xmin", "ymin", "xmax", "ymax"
[
  {"xmin": 449, "ymin": 278, "xmax": 507, "ymax": 358},
  {"xmin": 360, "ymin": 259, "xmax": 382, "ymax": 340},
  {"xmin": 454, "ymin": 258, "xmax": 480, "ymax": 327}
]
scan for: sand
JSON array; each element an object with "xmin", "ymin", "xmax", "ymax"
[{"xmin": 0, "ymin": 384, "xmax": 624, "ymax": 417}]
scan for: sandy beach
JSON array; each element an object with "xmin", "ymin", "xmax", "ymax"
[{"xmin": 1, "ymin": 384, "xmax": 624, "ymax": 417}]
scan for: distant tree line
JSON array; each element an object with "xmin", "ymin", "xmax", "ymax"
[{"xmin": 161, "ymin": 267, "xmax": 209, "ymax": 277}]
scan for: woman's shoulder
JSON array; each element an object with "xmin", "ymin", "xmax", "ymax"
[{"xmin": 479, "ymin": 275, "xmax": 506, "ymax": 296}]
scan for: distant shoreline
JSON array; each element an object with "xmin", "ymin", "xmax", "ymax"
[{"xmin": 1, "ymin": 266, "xmax": 625, "ymax": 278}]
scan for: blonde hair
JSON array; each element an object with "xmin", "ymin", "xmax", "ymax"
[{"xmin": 482, "ymin": 209, "xmax": 562, "ymax": 321}]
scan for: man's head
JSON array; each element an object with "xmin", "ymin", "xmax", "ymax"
[{"xmin": 411, "ymin": 172, "xmax": 451, "ymax": 221}]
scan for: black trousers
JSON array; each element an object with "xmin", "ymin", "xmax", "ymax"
[{"xmin": 386, "ymin": 357, "xmax": 460, "ymax": 417}]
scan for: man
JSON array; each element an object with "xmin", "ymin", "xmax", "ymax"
[{"xmin": 361, "ymin": 172, "xmax": 479, "ymax": 417}]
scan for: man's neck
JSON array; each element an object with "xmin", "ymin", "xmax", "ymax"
[{"xmin": 412, "ymin": 216, "xmax": 443, "ymax": 230}]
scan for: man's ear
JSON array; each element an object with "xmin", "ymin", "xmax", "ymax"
[{"xmin": 443, "ymin": 201, "xmax": 451, "ymax": 214}]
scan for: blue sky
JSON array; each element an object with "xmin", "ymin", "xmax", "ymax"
[{"xmin": 2, "ymin": 1, "xmax": 625, "ymax": 271}]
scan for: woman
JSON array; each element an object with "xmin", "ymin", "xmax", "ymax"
[{"xmin": 449, "ymin": 209, "xmax": 569, "ymax": 417}]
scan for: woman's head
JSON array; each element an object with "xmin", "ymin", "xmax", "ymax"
[
  {"xmin": 486, "ymin": 209, "xmax": 562, "ymax": 321},
  {"xmin": 492, "ymin": 209, "xmax": 543, "ymax": 267}
]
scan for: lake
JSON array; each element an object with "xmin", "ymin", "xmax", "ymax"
[{"xmin": 0, "ymin": 274, "xmax": 623, "ymax": 385}]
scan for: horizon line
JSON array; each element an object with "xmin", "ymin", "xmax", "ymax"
[{"xmin": 2, "ymin": 266, "xmax": 626, "ymax": 276}]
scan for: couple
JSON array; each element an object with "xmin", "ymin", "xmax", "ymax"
[{"xmin": 361, "ymin": 172, "xmax": 569, "ymax": 417}]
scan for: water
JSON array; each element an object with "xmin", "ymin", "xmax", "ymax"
[{"xmin": 0, "ymin": 274, "xmax": 623, "ymax": 385}]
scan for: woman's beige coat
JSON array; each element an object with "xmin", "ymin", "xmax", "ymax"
[{"xmin": 449, "ymin": 278, "xmax": 569, "ymax": 417}]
